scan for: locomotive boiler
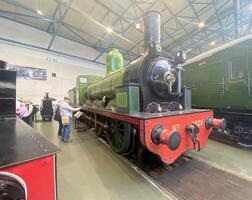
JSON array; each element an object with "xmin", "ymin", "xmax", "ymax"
[
  {"xmin": 86, "ymin": 11, "xmax": 184, "ymax": 113},
  {"xmin": 80, "ymin": 11, "xmax": 225, "ymax": 164}
]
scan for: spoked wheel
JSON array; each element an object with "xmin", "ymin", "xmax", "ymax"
[
  {"xmin": 95, "ymin": 115, "xmax": 106, "ymax": 137},
  {"xmin": 106, "ymin": 120, "xmax": 132, "ymax": 154},
  {"xmin": 86, "ymin": 113, "xmax": 95, "ymax": 129}
]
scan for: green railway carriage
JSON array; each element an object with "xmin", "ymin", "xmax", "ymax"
[
  {"xmin": 76, "ymin": 75, "xmax": 103, "ymax": 105},
  {"xmin": 182, "ymin": 34, "xmax": 252, "ymax": 146},
  {"xmin": 68, "ymin": 75, "xmax": 103, "ymax": 106}
]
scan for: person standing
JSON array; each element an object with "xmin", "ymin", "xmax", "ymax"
[
  {"xmin": 60, "ymin": 97, "xmax": 81, "ymax": 143},
  {"xmin": 16, "ymin": 103, "xmax": 30, "ymax": 125},
  {"xmin": 26, "ymin": 101, "xmax": 34, "ymax": 127},
  {"xmin": 54, "ymin": 101, "xmax": 62, "ymax": 136}
]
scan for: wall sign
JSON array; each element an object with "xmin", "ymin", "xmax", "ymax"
[
  {"xmin": 7, "ymin": 64, "xmax": 47, "ymax": 80},
  {"xmin": 80, "ymin": 77, "xmax": 87, "ymax": 83},
  {"xmin": 46, "ymin": 57, "xmax": 58, "ymax": 63}
]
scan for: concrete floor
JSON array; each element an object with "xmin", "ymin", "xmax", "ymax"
[
  {"xmin": 188, "ymin": 139, "xmax": 252, "ymax": 181},
  {"xmin": 34, "ymin": 121, "xmax": 252, "ymax": 200},
  {"xmin": 34, "ymin": 121, "xmax": 169, "ymax": 200}
]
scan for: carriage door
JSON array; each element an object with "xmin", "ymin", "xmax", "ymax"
[
  {"xmin": 247, "ymin": 45, "xmax": 252, "ymax": 109},
  {"xmin": 227, "ymin": 52, "xmax": 247, "ymax": 108}
]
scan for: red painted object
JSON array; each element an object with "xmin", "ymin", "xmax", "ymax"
[
  {"xmin": 212, "ymin": 118, "xmax": 225, "ymax": 129},
  {"xmin": 0, "ymin": 155, "xmax": 57, "ymax": 200},
  {"xmin": 159, "ymin": 129, "xmax": 173, "ymax": 145},
  {"xmin": 81, "ymin": 107, "xmax": 222, "ymax": 165},
  {"xmin": 144, "ymin": 111, "xmax": 213, "ymax": 164}
]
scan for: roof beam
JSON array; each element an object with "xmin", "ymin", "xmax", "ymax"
[
  {"xmin": 93, "ymin": 1, "xmax": 134, "ymax": 46},
  {"xmin": 187, "ymin": 0, "xmax": 209, "ymax": 41},
  {"xmin": 0, "ymin": 36, "xmax": 105, "ymax": 65},
  {"xmin": 0, "ymin": 1, "xmax": 103, "ymax": 44},
  {"xmin": 47, "ymin": 3, "xmax": 61, "ymax": 32},
  {"xmin": 0, "ymin": 11, "xmax": 107, "ymax": 52},
  {"xmin": 162, "ymin": 0, "xmax": 202, "ymax": 53},
  {"xmin": 163, "ymin": 0, "xmax": 231, "ymax": 51},
  {"xmin": 233, "ymin": 0, "xmax": 240, "ymax": 38},
  {"xmin": 0, "ymin": 0, "xmax": 110, "ymax": 54},
  {"xmin": 47, "ymin": 0, "xmax": 73, "ymax": 50},
  {"xmin": 212, "ymin": 2, "xmax": 226, "ymax": 41},
  {"xmin": 105, "ymin": 0, "xmax": 160, "ymax": 53},
  {"xmin": 117, "ymin": 1, "xmax": 159, "ymax": 42},
  {"xmin": 0, "ymin": 9, "xmax": 57, "ymax": 23}
]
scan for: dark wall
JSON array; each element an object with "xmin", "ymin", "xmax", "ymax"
[
  {"xmin": 0, "ymin": 60, "xmax": 7, "ymax": 69},
  {"xmin": 0, "ymin": 69, "xmax": 16, "ymax": 117}
]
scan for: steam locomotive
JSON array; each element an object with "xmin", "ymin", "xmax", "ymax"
[{"xmin": 79, "ymin": 11, "xmax": 225, "ymax": 164}]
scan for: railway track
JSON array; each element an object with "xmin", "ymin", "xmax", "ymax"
[
  {"xmin": 210, "ymin": 130, "xmax": 252, "ymax": 149},
  {"xmin": 140, "ymin": 156, "xmax": 252, "ymax": 200},
  {"xmin": 91, "ymin": 130, "xmax": 252, "ymax": 200}
]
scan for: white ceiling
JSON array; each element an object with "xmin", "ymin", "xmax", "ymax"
[{"xmin": 0, "ymin": 0, "xmax": 251, "ymax": 61}]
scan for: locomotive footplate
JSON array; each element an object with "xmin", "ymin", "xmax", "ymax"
[
  {"xmin": 81, "ymin": 106, "xmax": 213, "ymax": 128},
  {"xmin": 81, "ymin": 106, "xmax": 224, "ymax": 164}
]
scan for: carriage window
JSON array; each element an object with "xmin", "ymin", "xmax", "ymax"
[{"xmin": 229, "ymin": 57, "xmax": 244, "ymax": 80}]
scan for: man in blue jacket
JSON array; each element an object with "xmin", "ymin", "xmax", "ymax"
[{"xmin": 60, "ymin": 97, "xmax": 81, "ymax": 143}]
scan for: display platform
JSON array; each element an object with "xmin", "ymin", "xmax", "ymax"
[{"xmin": 0, "ymin": 118, "xmax": 59, "ymax": 200}]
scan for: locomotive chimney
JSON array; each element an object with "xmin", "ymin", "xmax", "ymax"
[{"xmin": 143, "ymin": 10, "xmax": 162, "ymax": 56}]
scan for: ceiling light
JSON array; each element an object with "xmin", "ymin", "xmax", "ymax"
[
  {"xmin": 37, "ymin": 10, "xmax": 43, "ymax": 15},
  {"xmin": 135, "ymin": 23, "xmax": 141, "ymax": 29},
  {"xmin": 250, "ymin": 4, "xmax": 252, "ymax": 11},
  {"xmin": 210, "ymin": 41, "xmax": 216, "ymax": 46},
  {"xmin": 106, "ymin": 27, "xmax": 113, "ymax": 34},
  {"xmin": 198, "ymin": 22, "xmax": 205, "ymax": 28}
]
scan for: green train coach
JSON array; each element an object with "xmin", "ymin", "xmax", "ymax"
[
  {"xmin": 76, "ymin": 75, "xmax": 102, "ymax": 105},
  {"xmin": 68, "ymin": 75, "xmax": 102, "ymax": 106},
  {"xmin": 182, "ymin": 34, "xmax": 252, "ymax": 147}
]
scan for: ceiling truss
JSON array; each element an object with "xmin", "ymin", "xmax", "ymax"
[{"xmin": 0, "ymin": 0, "xmax": 251, "ymax": 63}]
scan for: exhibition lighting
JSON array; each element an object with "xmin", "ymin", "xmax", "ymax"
[
  {"xmin": 210, "ymin": 41, "xmax": 216, "ymax": 46},
  {"xmin": 106, "ymin": 27, "xmax": 113, "ymax": 34},
  {"xmin": 198, "ymin": 22, "xmax": 205, "ymax": 28},
  {"xmin": 135, "ymin": 23, "xmax": 141, "ymax": 29},
  {"xmin": 250, "ymin": 4, "xmax": 252, "ymax": 12},
  {"xmin": 37, "ymin": 10, "xmax": 43, "ymax": 15}
]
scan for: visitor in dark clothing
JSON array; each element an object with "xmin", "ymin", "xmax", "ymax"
[{"xmin": 54, "ymin": 103, "xmax": 62, "ymax": 136}]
